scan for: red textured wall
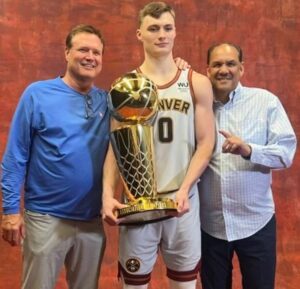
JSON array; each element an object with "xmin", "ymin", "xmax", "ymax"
[{"xmin": 0, "ymin": 1, "xmax": 299, "ymax": 288}]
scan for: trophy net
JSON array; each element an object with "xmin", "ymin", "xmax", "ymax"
[{"xmin": 111, "ymin": 124, "xmax": 156, "ymax": 200}]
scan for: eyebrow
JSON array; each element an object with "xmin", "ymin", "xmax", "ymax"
[
  {"xmin": 147, "ymin": 23, "xmax": 174, "ymax": 27},
  {"xmin": 211, "ymin": 59, "xmax": 237, "ymax": 64}
]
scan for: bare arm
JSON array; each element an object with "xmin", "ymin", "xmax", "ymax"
[
  {"xmin": 102, "ymin": 143, "xmax": 126, "ymax": 225},
  {"xmin": 102, "ymin": 120, "xmax": 126, "ymax": 225},
  {"xmin": 176, "ymin": 71, "xmax": 215, "ymax": 215}
]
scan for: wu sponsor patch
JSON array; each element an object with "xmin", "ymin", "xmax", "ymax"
[
  {"xmin": 177, "ymin": 81, "xmax": 189, "ymax": 92},
  {"xmin": 126, "ymin": 258, "xmax": 141, "ymax": 273}
]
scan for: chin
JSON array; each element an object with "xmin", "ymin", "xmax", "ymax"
[
  {"xmin": 83, "ymin": 70, "xmax": 98, "ymax": 78},
  {"xmin": 217, "ymin": 83, "xmax": 233, "ymax": 90},
  {"xmin": 77, "ymin": 74, "xmax": 96, "ymax": 83}
]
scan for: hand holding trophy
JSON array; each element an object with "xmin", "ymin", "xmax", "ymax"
[{"xmin": 108, "ymin": 72, "xmax": 177, "ymax": 225}]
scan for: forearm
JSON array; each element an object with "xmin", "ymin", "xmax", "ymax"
[
  {"xmin": 179, "ymin": 143, "xmax": 213, "ymax": 194},
  {"xmin": 1, "ymin": 156, "xmax": 26, "ymax": 214},
  {"xmin": 102, "ymin": 143, "xmax": 126, "ymax": 224},
  {"xmin": 102, "ymin": 144, "xmax": 120, "ymax": 200},
  {"xmin": 248, "ymin": 139, "xmax": 296, "ymax": 169}
]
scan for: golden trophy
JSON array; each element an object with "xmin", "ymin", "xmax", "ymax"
[{"xmin": 108, "ymin": 72, "xmax": 177, "ymax": 224}]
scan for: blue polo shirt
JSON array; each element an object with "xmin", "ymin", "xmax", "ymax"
[{"xmin": 1, "ymin": 77, "xmax": 110, "ymax": 220}]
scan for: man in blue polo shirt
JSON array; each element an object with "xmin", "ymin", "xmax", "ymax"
[{"xmin": 1, "ymin": 24, "xmax": 109, "ymax": 289}]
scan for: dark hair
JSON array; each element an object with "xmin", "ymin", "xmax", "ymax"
[
  {"xmin": 207, "ymin": 42, "xmax": 243, "ymax": 64},
  {"xmin": 65, "ymin": 24, "xmax": 105, "ymax": 50},
  {"xmin": 138, "ymin": 2, "xmax": 175, "ymax": 27}
]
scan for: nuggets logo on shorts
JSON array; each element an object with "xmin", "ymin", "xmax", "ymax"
[{"xmin": 126, "ymin": 258, "xmax": 141, "ymax": 273}]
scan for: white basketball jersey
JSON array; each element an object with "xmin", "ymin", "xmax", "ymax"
[{"xmin": 152, "ymin": 69, "xmax": 195, "ymax": 194}]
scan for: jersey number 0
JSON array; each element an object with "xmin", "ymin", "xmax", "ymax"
[{"xmin": 158, "ymin": 117, "xmax": 173, "ymax": 143}]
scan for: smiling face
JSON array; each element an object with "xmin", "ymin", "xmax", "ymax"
[
  {"xmin": 137, "ymin": 11, "xmax": 176, "ymax": 57},
  {"xmin": 65, "ymin": 32, "xmax": 103, "ymax": 88},
  {"xmin": 207, "ymin": 44, "xmax": 244, "ymax": 102}
]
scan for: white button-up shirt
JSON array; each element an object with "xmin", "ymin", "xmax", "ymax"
[{"xmin": 198, "ymin": 83, "xmax": 297, "ymax": 241}]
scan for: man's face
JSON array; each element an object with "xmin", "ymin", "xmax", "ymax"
[
  {"xmin": 207, "ymin": 44, "xmax": 244, "ymax": 98},
  {"xmin": 137, "ymin": 12, "xmax": 176, "ymax": 56},
  {"xmin": 65, "ymin": 32, "xmax": 103, "ymax": 82}
]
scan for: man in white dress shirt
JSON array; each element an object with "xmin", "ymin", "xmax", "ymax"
[{"xmin": 198, "ymin": 42, "xmax": 297, "ymax": 289}]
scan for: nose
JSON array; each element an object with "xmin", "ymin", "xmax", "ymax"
[
  {"xmin": 158, "ymin": 29, "xmax": 166, "ymax": 39},
  {"xmin": 85, "ymin": 50, "xmax": 94, "ymax": 59},
  {"xmin": 219, "ymin": 64, "xmax": 229, "ymax": 74}
]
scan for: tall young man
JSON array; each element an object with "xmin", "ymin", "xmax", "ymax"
[{"xmin": 102, "ymin": 2, "xmax": 215, "ymax": 289}]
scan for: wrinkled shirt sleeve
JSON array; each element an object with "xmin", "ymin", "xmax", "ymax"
[
  {"xmin": 249, "ymin": 98, "xmax": 297, "ymax": 169},
  {"xmin": 1, "ymin": 87, "xmax": 34, "ymax": 214}
]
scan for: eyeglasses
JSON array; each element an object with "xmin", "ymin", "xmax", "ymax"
[{"xmin": 85, "ymin": 94, "xmax": 94, "ymax": 119}]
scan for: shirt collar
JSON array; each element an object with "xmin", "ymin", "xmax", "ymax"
[
  {"xmin": 231, "ymin": 82, "xmax": 242, "ymax": 102},
  {"xmin": 213, "ymin": 82, "xmax": 242, "ymax": 107}
]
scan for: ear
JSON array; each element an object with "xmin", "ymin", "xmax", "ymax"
[
  {"xmin": 65, "ymin": 48, "xmax": 70, "ymax": 62},
  {"xmin": 239, "ymin": 62, "xmax": 245, "ymax": 77},
  {"xmin": 206, "ymin": 66, "xmax": 211, "ymax": 78},
  {"xmin": 136, "ymin": 29, "xmax": 142, "ymax": 42}
]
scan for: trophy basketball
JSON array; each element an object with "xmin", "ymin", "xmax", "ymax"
[{"xmin": 108, "ymin": 72, "xmax": 177, "ymax": 224}]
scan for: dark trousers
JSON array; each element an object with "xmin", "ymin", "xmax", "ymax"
[{"xmin": 201, "ymin": 215, "xmax": 276, "ymax": 289}]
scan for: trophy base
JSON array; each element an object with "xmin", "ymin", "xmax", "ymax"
[{"xmin": 117, "ymin": 197, "xmax": 177, "ymax": 225}]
